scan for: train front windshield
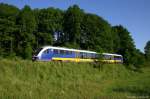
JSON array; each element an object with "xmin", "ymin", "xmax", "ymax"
[{"xmin": 34, "ymin": 48, "xmax": 43, "ymax": 55}]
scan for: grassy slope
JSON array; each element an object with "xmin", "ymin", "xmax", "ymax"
[{"xmin": 0, "ymin": 59, "xmax": 150, "ymax": 99}]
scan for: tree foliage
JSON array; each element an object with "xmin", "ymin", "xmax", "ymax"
[
  {"xmin": 112, "ymin": 25, "xmax": 136, "ymax": 64},
  {"xmin": 0, "ymin": 3, "xmax": 146, "ymax": 67},
  {"xmin": 63, "ymin": 5, "xmax": 84, "ymax": 48},
  {"xmin": 144, "ymin": 41, "xmax": 150, "ymax": 61},
  {"xmin": 0, "ymin": 3, "xmax": 19, "ymax": 56},
  {"xmin": 16, "ymin": 5, "xmax": 36, "ymax": 58}
]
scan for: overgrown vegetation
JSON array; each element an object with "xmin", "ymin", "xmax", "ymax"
[
  {"xmin": 0, "ymin": 2, "xmax": 150, "ymax": 99},
  {"xmin": 0, "ymin": 59, "xmax": 150, "ymax": 98},
  {"xmin": 0, "ymin": 3, "xmax": 149, "ymax": 66}
]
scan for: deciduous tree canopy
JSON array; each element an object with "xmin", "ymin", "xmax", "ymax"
[
  {"xmin": 145, "ymin": 41, "xmax": 150, "ymax": 61},
  {"xmin": 0, "ymin": 3, "xmax": 147, "ymax": 66}
]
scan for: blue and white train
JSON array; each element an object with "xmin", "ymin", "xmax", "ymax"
[{"xmin": 32, "ymin": 46, "xmax": 123, "ymax": 63}]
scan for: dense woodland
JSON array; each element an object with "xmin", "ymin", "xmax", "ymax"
[{"xmin": 0, "ymin": 3, "xmax": 150, "ymax": 67}]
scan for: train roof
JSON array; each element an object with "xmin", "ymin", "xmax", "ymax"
[
  {"xmin": 102, "ymin": 53, "xmax": 122, "ymax": 57},
  {"xmin": 40, "ymin": 46, "xmax": 122, "ymax": 56},
  {"xmin": 42, "ymin": 46, "xmax": 97, "ymax": 54}
]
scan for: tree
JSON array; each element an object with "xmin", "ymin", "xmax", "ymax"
[
  {"xmin": 16, "ymin": 5, "xmax": 36, "ymax": 58},
  {"xmin": 0, "ymin": 3, "xmax": 19, "ymax": 57},
  {"xmin": 112, "ymin": 25, "xmax": 137, "ymax": 65},
  {"xmin": 144, "ymin": 41, "xmax": 150, "ymax": 61},
  {"xmin": 0, "ymin": 3, "xmax": 146, "ymax": 66},
  {"xmin": 111, "ymin": 26, "xmax": 121, "ymax": 52},
  {"xmin": 63, "ymin": 5, "xmax": 84, "ymax": 48},
  {"xmin": 81, "ymin": 13, "xmax": 113, "ymax": 52},
  {"xmin": 34, "ymin": 7, "xmax": 63, "ymax": 47},
  {"xmin": 23, "ymin": 42, "xmax": 32, "ymax": 59},
  {"xmin": 134, "ymin": 49, "xmax": 145, "ymax": 67}
]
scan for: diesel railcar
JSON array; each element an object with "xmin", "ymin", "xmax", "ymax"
[{"xmin": 32, "ymin": 46, "xmax": 123, "ymax": 63}]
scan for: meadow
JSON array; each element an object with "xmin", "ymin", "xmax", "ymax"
[{"xmin": 0, "ymin": 59, "xmax": 150, "ymax": 99}]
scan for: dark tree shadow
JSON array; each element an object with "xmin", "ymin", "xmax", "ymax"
[{"xmin": 113, "ymin": 86, "xmax": 150, "ymax": 96}]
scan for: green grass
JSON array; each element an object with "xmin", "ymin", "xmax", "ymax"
[{"xmin": 0, "ymin": 59, "xmax": 150, "ymax": 99}]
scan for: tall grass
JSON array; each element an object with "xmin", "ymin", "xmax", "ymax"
[{"xmin": 0, "ymin": 59, "xmax": 149, "ymax": 99}]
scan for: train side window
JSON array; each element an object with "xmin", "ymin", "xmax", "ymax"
[
  {"xmin": 66, "ymin": 51, "xmax": 69, "ymax": 55},
  {"xmin": 43, "ymin": 49, "xmax": 49, "ymax": 54},
  {"xmin": 109, "ymin": 55, "xmax": 112, "ymax": 60},
  {"xmin": 89, "ymin": 53, "xmax": 91, "ymax": 58},
  {"xmin": 80, "ymin": 52, "xmax": 83, "ymax": 58},
  {"xmin": 95, "ymin": 54, "xmax": 97, "ymax": 58},
  {"xmin": 87, "ymin": 53, "xmax": 90, "ymax": 58},
  {"xmin": 91, "ymin": 53, "xmax": 94, "ymax": 58},
  {"xmin": 89, "ymin": 53, "xmax": 92, "ymax": 58},
  {"xmin": 66, "ymin": 51, "xmax": 72, "ymax": 55},
  {"xmin": 69, "ymin": 51, "xmax": 72, "ymax": 54},
  {"xmin": 93, "ymin": 54, "xmax": 96, "ymax": 59},
  {"xmin": 60, "ymin": 50, "xmax": 65, "ymax": 55},
  {"xmin": 60, "ymin": 50, "xmax": 63, "ymax": 54},
  {"xmin": 64, "ymin": 50, "xmax": 67, "ymax": 55},
  {"xmin": 54, "ymin": 49, "xmax": 59, "ymax": 54},
  {"xmin": 48, "ymin": 49, "xmax": 52, "ymax": 52},
  {"xmin": 86, "ymin": 53, "xmax": 89, "ymax": 58},
  {"xmin": 109, "ymin": 55, "xmax": 111, "ymax": 60},
  {"xmin": 81, "ymin": 53, "xmax": 84, "ymax": 58},
  {"xmin": 84, "ymin": 53, "xmax": 86, "ymax": 58},
  {"xmin": 84, "ymin": 53, "xmax": 87, "ymax": 58},
  {"xmin": 114, "ymin": 56, "xmax": 122, "ymax": 60},
  {"xmin": 104, "ymin": 55, "xmax": 109, "ymax": 60},
  {"xmin": 92, "ymin": 53, "xmax": 95, "ymax": 58},
  {"xmin": 82, "ymin": 53, "xmax": 84, "ymax": 58}
]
